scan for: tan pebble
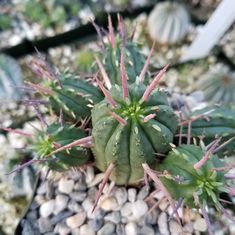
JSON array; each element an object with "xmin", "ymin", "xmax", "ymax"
[
  {"xmin": 100, "ymin": 196, "xmax": 118, "ymax": 211},
  {"xmin": 66, "ymin": 212, "xmax": 86, "ymax": 229},
  {"xmin": 193, "ymin": 218, "xmax": 207, "ymax": 232}
]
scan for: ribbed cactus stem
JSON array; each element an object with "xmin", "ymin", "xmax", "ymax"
[
  {"xmin": 92, "ymin": 162, "xmax": 115, "ymax": 213},
  {"xmin": 95, "ymin": 56, "xmax": 112, "ymax": 90},
  {"xmin": 108, "ymin": 15, "xmax": 115, "ymax": 49},
  {"xmin": 138, "ymin": 43, "xmax": 155, "ymax": 83},
  {"xmin": 120, "ymin": 47, "xmax": 129, "ymax": 100},
  {"xmin": 143, "ymin": 114, "xmax": 156, "ymax": 123},
  {"xmin": 94, "ymin": 75, "xmax": 117, "ymax": 108},
  {"xmin": 46, "ymin": 136, "xmax": 93, "ymax": 157},
  {"xmin": 109, "ymin": 111, "xmax": 127, "ymax": 126},
  {"xmin": 142, "ymin": 64, "xmax": 169, "ymax": 102},
  {"xmin": 194, "ymin": 139, "xmax": 220, "ymax": 170}
]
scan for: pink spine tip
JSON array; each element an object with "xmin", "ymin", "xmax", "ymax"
[
  {"xmin": 95, "ymin": 56, "xmax": 112, "ymax": 90},
  {"xmin": 1, "ymin": 127, "xmax": 33, "ymax": 138},
  {"xmin": 120, "ymin": 47, "xmax": 129, "ymax": 100},
  {"xmin": 139, "ymin": 42, "xmax": 155, "ymax": 83},
  {"xmin": 110, "ymin": 112, "xmax": 127, "ymax": 126},
  {"xmin": 143, "ymin": 114, "xmax": 156, "ymax": 123},
  {"xmin": 94, "ymin": 75, "xmax": 117, "ymax": 108},
  {"xmin": 142, "ymin": 64, "xmax": 169, "ymax": 102},
  {"xmin": 117, "ymin": 14, "xmax": 125, "ymax": 43},
  {"xmin": 108, "ymin": 15, "xmax": 115, "ymax": 49}
]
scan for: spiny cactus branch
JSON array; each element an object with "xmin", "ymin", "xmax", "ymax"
[
  {"xmin": 109, "ymin": 112, "xmax": 127, "ymax": 126},
  {"xmin": 1, "ymin": 127, "xmax": 33, "ymax": 138},
  {"xmin": 194, "ymin": 138, "xmax": 221, "ymax": 170},
  {"xmin": 95, "ymin": 56, "xmax": 112, "ymax": 90},
  {"xmin": 213, "ymin": 136, "xmax": 235, "ymax": 153},
  {"xmin": 92, "ymin": 162, "xmax": 115, "ymax": 213},
  {"xmin": 117, "ymin": 14, "xmax": 125, "ymax": 45},
  {"xmin": 120, "ymin": 47, "xmax": 129, "ymax": 100},
  {"xmin": 45, "ymin": 136, "xmax": 93, "ymax": 158},
  {"xmin": 138, "ymin": 42, "xmax": 155, "ymax": 83},
  {"xmin": 187, "ymin": 121, "xmax": 191, "ymax": 145},
  {"xmin": 142, "ymin": 64, "xmax": 169, "ymax": 102},
  {"xmin": 26, "ymin": 81, "xmax": 54, "ymax": 96}
]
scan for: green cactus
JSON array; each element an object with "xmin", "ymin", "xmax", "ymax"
[
  {"xmin": 47, "ymin": 73, "xmax": 103, "ymax": 121},
  {"xmin": 34, "ymin": 123, "xmax": 90, "ymax": 171},
  {"xmin": 159, "ymin": 145, "xmax": 226, "ymax": 208},
  {"xmin": 92, "ymin": 74, "xmax": 178, "ymax": 184}
]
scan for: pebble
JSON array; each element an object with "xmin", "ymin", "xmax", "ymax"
[
  {"xmin": 145, "ymin": 209, "xmax": 159, "ymax": 225},
  {"xmin": 73, "ymin": 179, "xmax": 87, "ymax": 191},
  {"xmin": 100, "ymin": 196, "xmax": 119, "ymax": 211},
  {"xmin": 139, "ymin": 226, "xmax": 155, "ymax": 235},
  {"xmin": 66, "ymin": 212, "xmax": 87, "ymax": 229},
  {"xmin": 132, "ymin": 200, "xmax": 148, "ymax": 220},
  {"xmin": 58, "ymin": 178, "xmax": 74, "ymax": 194},
  {"xmin": 169, "ymin": 220, "xmax": 182, "ymax": 235},
  {"xmin": 116, "ymin": 224, "xmax": 125, "ymax": 235},
  {"xmin": 37, "ymin": 182, "xmax": 47, "ymax": 195},
  {"xmin": 125, "ymin": 222, "xmax": 138, "ymax": 235},
  {"xmin": 37, "ymin": 217, "xmax": 53, "ymax": 233},
  {"xmin": 80, "ymin": 224, "xmax": 96, "ymax": 235},
  {"xmin": 39, "ymin": 200, "xmax": 55, "ymax": 217},
  {"xmin": 137, "ymin": 186, "xmax": 149, "ymax": 200},
  {"xmin": 158, "ymin": 212, "xmax": 169, "ymax": 235},
  {"xmin": 193, "ymin": 218, "xmax": 207, "ymax": 232},
  {"xmin": 70, "ymin": 191, "xmax": 87, "ymax": 202},
  {"xmin": 85, "ymin": 166, "xmax": 95, "ymax": 184},
  {"xmin": 35, "ymin": 195, "xmax": 47, "ymax": 205},
  {"xmin": 87, "ymin": 187, "xmax": 98, "ymax": 201},
  {"xmin": 68, "ymin": 199, "xmax": 83, "ymax": 213},
  {"xmin": 26, "ymin": 210, "xmax": 38, "ymax": 220},
  {"xmin": 114, "ymin": 187, "xmax": 128, "ymax": 206},
  {"xmin": 88, "ymin": 219, "xmax": 104, "ymax": 231},
  {"xmin": 97, "ymin": 222, "xmax": 116, "ymax": 235},
  {"xmin": 104, "ymin": 211, "xmax": 121, "ymax": 224},
  {"xmin": 51, "ymin": 211, "xmax": 73, "ymax": 225},
  {"xmin": 55, "ymin": 194, "xmax": 69, "ymax": 214},
  {"xmin": 120, "ymin": 202, "xmax": 133, "ymax": 217},
  {"xmin": 54, "ymin": 223, "xmax": 71, "ymax": 235},
  {"xmin": 128, "ymin": 188, "xmax": 137, "ymax": 202},
  {"xmin": 22, "ymin": 219, "xmax": 40, "ymax": 235},
  {"xmin": 88, "ymin": 173, "xmax": 104, "ymax": 187},
  {"xmin": 159, "ymin": 199, "xmax": 169, "ymax": 211}
]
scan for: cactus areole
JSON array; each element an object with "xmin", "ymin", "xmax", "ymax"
[{"xmin": 92, "ymin": 81, "xmax": 178, "ymax": 185}]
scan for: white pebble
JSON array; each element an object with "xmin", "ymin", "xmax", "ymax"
[
  {"xmin": 125, "ymin": 222, "xmax": 138, "ymax": 235},
  {"xmin": 40, "ymin": 200, "xmax": 55, "ymax": 217},
  {"xmin": 128, "ymin": 188, "xmax": 137, "ymax": 202},
  {"xmin": 66, "ymin": 212, "xmax": 87, "ymax": 229},
  {"xmin": 100, "ymin": 196, "xmax": 119, "ymax": 211},
  {"xmin": 58, "ymin": 178, "xmax": 74, "ymax": 194}
]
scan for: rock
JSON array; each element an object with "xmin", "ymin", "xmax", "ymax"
[
  {"xmin": 51, "ymin": 211, "xmax": 73, "ymax": 225},
  {"xmin": 58, "ymin": 178, "xmax": 74, "ymax": 194},
  {"xmin": 37, "ymin": 217, "xmax": 53, "ymax": 233},
  {"xmin": 114, "ymin": 187, "xmax": 128, "ymax": 206},
  {"xmin": 131, "ymin": 200, "xmax": 148, "ymax": 220},
  {"xmin": 82, "ymin": 197, "xmax": 93, "ymax": 212},
  {"xmin": 145, "ymin": 209, "xmax": 159, "ymax": 225},
  {"xmin": 85, "ymin": 166, "xmax": 95, "ymax": 184},
  {"xmin": 67, "ymin": 170, "xmax": 82, "ymax": 181},
  {"xmin": 26, "ymin": 210, "xmax": 38, "ymax": 220},
  {"xmin": 54, "ymin": 194, "xmax": 69, "ymax": 214},
  {"xmin": 128, "ymin": 188, "xmax": 137, "ymax": 202},
  {"xmin": 88, "ymin": 219, "xmax": 104, "ymax": 232},
  {"xmin": 116, "ymin": 224, "xmax": 125, "ymax": 235},
  {"xmin": 68, "ymin": 199, "xmax": 83, "ymax": 213},
  {"xmin": 21, "ymin": 219, "xmax": 40, "ymax": 235},
  {"xmin": 193, "ymin": 218, "xmax": 207, "ymax": 232},
  {"xmin": 46, "ymin": 181, "xmax": 54, "ymax": 199},
  {"xmin": 39, "ymin": 199, "xmax": 55, "ymax": 217},
  {"xmin": 73, "ymin": 178, "xmax": 87, "ymax": 191},
  {"xmin": 80, "ymin": 224, "xmax": 96, "ymax": 235},
  {"xmin": 137, "ymin": 186, "xmax": 149, "ymax": 200},
  {"xmin": 104, "ymin": 211, "xmax": 121, "ymax": 224},
  {"xmin": 97, "ymin": 222, "xmax": 116, "ymax": 235},
  {"xmin": 71, "ymin": 228, "xmax": 80, "ymax": 235},
  {"xmin": 54, "ymin": 223, "xmax": 71, "ymax": 235},
  {"xmin": 30, "ymin": 201, "xmax": 39, "ymax": 210},
  {"xmin": 139, "ymin": 226, "xmax": 155, "ymax": 235},
  {"xmin": 169, "ymin": 220, "xmax": 182, "ymax": 235},
  {"xmin": 87, "ymin": 187, "xmax": 98, "ymax": 201},
  {"xmin": 159, "ymin": 199, "xmax": 169, "ymax": 211},
  {"xmin": 125, "ymin": 222, "xmax": 138, "ymax": 235},
  {"xmin": 120, "ymin": 202, "xmax": 133, "ymax": 217},
  {"xmin": 66, "ymin": 212, "xmax": 87, "ymax": 229},
  {"xmin": 37, "ymin": 182, "xmax": 47, "ymax": 195},
  {"xmin": 100, "ymin": 196, "xmax": 119, "ymax": 211},
  {"xmin": 70, "ymin": 191, "xmax": 87, "ymax": 202},
  {"xmin": 35, "ymin": 195, "xmax": 46, "ymax": 205},
  {"xmin": 88, "ymin": 173, "xmax": 104, "ymax": 187},
  {"xmin": 158, "ymin": 212, "xmax": 169, "ymax": 235}
]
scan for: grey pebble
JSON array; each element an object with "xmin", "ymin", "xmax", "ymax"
[
  {"xmin": 67, "ymin": 170, "xmax": 82, "ymax": 181},
  {"xmin": 158, "ymin": 212, "xmax": 169, "ymax": 235},
  {"xmin": 116, "ymin": 224, "xmax": 125, "ymax": 235},
  {"xmin": 73, "ymin": 178, "xmax": 87, "ymax": 191},
  {"xmin": 120, "ymin": 202, "xmax": 132, "ymax": 217},
  {"xmin": 46, "ymin": 181, "xmax": 54, "ymax": 199},
  {"xmin": 54, "ymin": 222, "xmax": 71, "ymax": 235},
  {"xmin": 137, "ymin": 186, "xmax": 149, "ymax": 200},
  {"xmin": 21, "ymin": 219, "xmax": 40, "ymax": 235},
  {"xmin": 114, "ymin": 187, "xmax": 128, "ymax": 206},
  {"xmin": 87, "ymin": 187, "xmax": 98, "ymax": 201},
  {"xmin": 70, "ymin": 191, "xmax": 87, "ymax": 202},
  {"xmin": 50, "ymin": 211, "xmax": 74, "ymax": 225},
  {"xmin": 58, "ymin": 178, "xmax": 74, "ymax": 194},
  {"xmin": 104, "ymin": 211, "xmax": 121, "ymax": 224},
  {"xmin": 144, "ymin": 209, "xmax": 159, "ymax": 225},
  {"xmin": 97, "ymin": 222, "xmax": 116, "ymax": 235},
  {"xmin": 68, "ymin": 199, "xmax": 83, "ymax": 213},
  {"xmin": 54, "ymin": 194, "xmax": 69, "ymax": 214},
  {"xmin": 36, "ymin": 182, "xmax": 46, "ymax": 195},
  {"xmin": 88, "ymin": 219, "xmax": 104, "ymax": 231},
  {"xmin": 128, "ymin": 188, "xmax": 137, "ymax": 202},
  {"xmin": 26, "ymin": 210, "xmax": 38, "ymax": 220},
  {"xmin": 139, "ymin": 225, "xmax": 155, "ymax": 235},
  {"xmin": 37, "ymin": 217, "xmax": 53, "ymax": 233}
]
